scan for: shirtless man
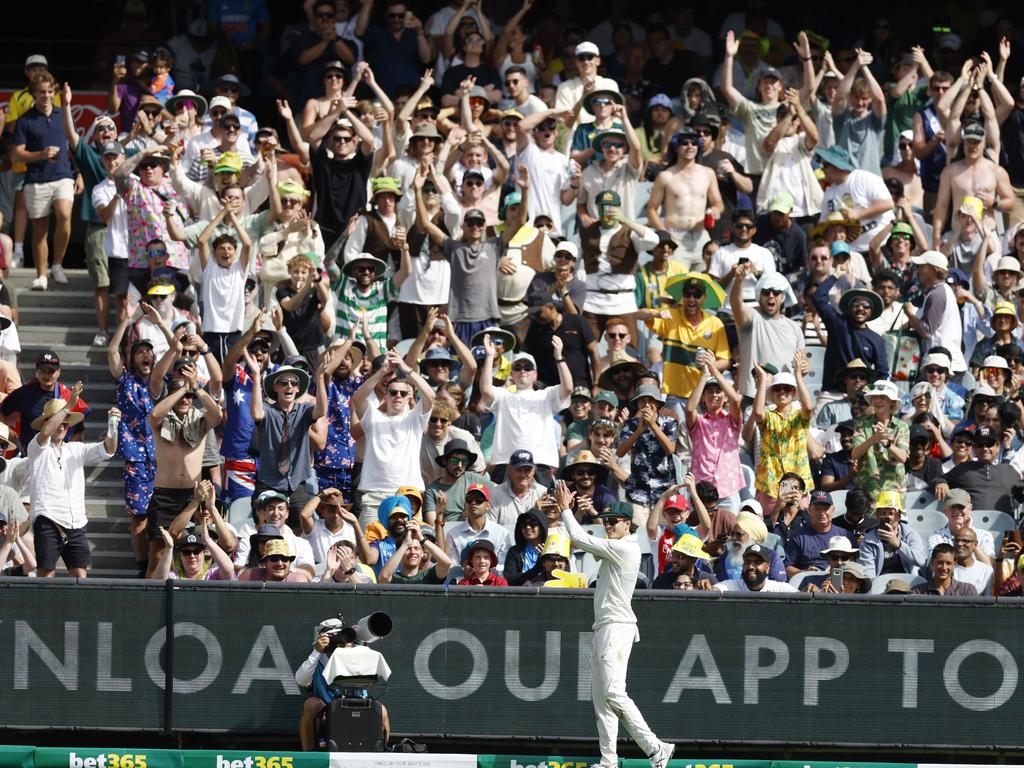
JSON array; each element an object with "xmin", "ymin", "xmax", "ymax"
[
  {"xmin": 645, "ymin": 129, "xmax": 723, "ymax": 272},
  {"xmin": 932, "ymin": 122, "xmax": 1014, "ymax": 248},
  {"xmin": 145, "ymin": 363, "xmax": 222, "ymax": 576}
]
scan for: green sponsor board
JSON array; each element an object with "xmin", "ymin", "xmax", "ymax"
[
  {"xmin": 0, "ymin": 747, "xmax": 35, "ymax": 768},
  {"xmin": 770, "ymin": 764, "xmax": 916, "ymax": 768},
  {"xmin": 181, "ymin": 752, "xmax": 327, "ymax": 768},
  {"xmin": 33, "ymin": 748, "xmax": 182, "ymax": 768},
  {"xmin": 476, "ymin": 757, "xmax": 599, "ymax": 768},
  {"xmin": 4, "ymin": 581, "xmax": 1024, "ymax": 748}
]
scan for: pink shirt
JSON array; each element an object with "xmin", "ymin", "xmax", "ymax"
[
  {"xmin": 122, "ymin": 176, "xmax": 188, "ymax": 270},
  {"xmin": 688, "ymin": 410, "xmax": 744, "ymax": 497}
]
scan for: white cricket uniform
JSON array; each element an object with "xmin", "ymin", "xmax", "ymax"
[{"xmin": 560, "ymin": 509, "xmax": 661, "ymax": 768}]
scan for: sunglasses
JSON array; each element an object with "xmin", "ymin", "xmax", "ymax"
[
  {"xmin": 592, "ymin": 98, "xmax": 613, "ymax": 106},
  {"xmin": 602, "ymin": 141, "xmax": 626, "ymax": 150},
  {"xmin": 387, "ymin": 12, "xmax": 405, "ymax": 17},
  {"xmin": 282, "ymin": 198, "xmax": 303, "ymax": 207},
  {"xmin": 890, "ymin": 233, "xmax": 912, "ymax": 241},
  {"xmin": 693, "ymin": 128, "xmax": 713, "ymax": 137},
  {"xmin": 760, "ymin": 288, "xmax": 783, "ymax": 296},
  {"xmin": 465, "ymin": 218, "xmax": 485, "ymax": 226},
  {"xmin": 511, "ymin": 363, "xmax": 535, "ymax": 372},
  {"xmin": 276, "ymin": 379, "xmax": 301, "ymax": 388},
  {"xmin": 463, "ymin": 178, "xmax": 484, "ymax": 186},
  {"xmin": 850, "ymin": 301, "xmax": 872, "ymax": 311},
  {"xmin": 682, "ymin": 289, "xmax": 704, "ymax": 299},
  {"xmin": 846, "ymin": 372, "xmax": 869, "ymax": 380},
  {"xmin": 138, "ymin": 161, "xmax": 163, "ymax": 170},
  {"xmin": 209, "ymin": 110, "xmax": 228, "ymax": 119},
  {"xmin": 734, "ymin": 222, "xmax": 755, "ymax": 230},
  {"xmin": 324, "ymin": 72, "xmax": 344, "ymax": 80},
  {"xmin": 387, "ymin": 389, "xmax": 410, "ymax": 397},
  {"xmin": 141, "ymin": 108, "xmax": 163, "ymax": 116},
  {"xmin": 574, "ymin": 469, "xmax": 596, "ymax": 476},
  {"xmin": 576, "ymin": 53, "xmax": 597, "ymax": 61},
  {"xmin": 677, "ymin": 138, "xmax": 699, "ymax": 147},
  {"xmin": 827, "ymin": 553, "xmax": 853, "ymax": 562},
  {"xmin": 984, "ymin": 367, "xmax": 1006, "ymax": 377},
  {"xmin": 606, "ymin": 332, "xmax": 628, "ymax": 339},
  {"xmin": 249, "ymin": 341, "xmax": 270, "ymax": 353},
  {"xmin": 218, "ymin": 86, "xmax": 240, "ymax": 94},
  {"xmin": 147, "ymin": 249, "xmax": 168, "ymax": 257},
  {"xmin": 332, "ymin": 134, "xmax": 354, "ymax": 143},
  {"xmin": 448, "ymin": 455, "xmax": 469, "ymax": 465},
  {"xmin": 180, "ymin": 548, "xmax": 204, "ymax": 557},
  {"xmin": 429, "ymin": 416, "xmax": 449, "ymax": 425},
  {"xmin": 601, "ymin": 517, "xmax": 624, "ymax": 526},
  {"xmin": 222, "ymin": 124, "xmax": 241, "ymax": 132},
  {"xmin": 265, "ymin": 555, "xmax": 292, "ymax": 564}
]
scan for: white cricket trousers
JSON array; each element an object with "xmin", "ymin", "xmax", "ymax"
[{"xmin": 591, "ymin": 622, "xmax": 660, "ymax": 767}]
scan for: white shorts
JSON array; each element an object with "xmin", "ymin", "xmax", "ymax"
[
  {"xmin": 24, "ymin": 178, "xmax": 74, "ymax": 219},
  {"xmin": 668, "ymin": 227, "xmax": 711, "ymax": 272}
]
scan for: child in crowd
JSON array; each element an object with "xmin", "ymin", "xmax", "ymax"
[{"xmin": 197, "ymin": 207, "xmax": 251, "ymax": 363}]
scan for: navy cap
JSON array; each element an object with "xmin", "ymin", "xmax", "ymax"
[
  {"xmin": 743, "ymin": 544, "xmax": 771, "ymax": 562},
  {"xmin": 36, "ymin": 351, "xmax": 60, "ymax": 368},
  {"xmin": 973, "ymin": 427, "xmax": 999, "ymax": 444},
  {"xmin": 508, "ymin": 449, "xmax": 535, "ymax": 468},
  {"xmin": 809, "ymin": 489, "xmax": 833, "ymax": 506},
  {"xmin": 909, "ymin": 424, "xmax": 931, "ymax": 442},
  {"xmin": 174, "ymin": 533, "xmax": 204, "ymax": 552}
]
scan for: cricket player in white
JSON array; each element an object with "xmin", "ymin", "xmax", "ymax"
[{"xmin": 555, "ymin": 481, "xmax": 674, "ymax": 768}]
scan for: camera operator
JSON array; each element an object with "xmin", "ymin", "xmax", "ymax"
[{"xmin": 294, "ymin": 619, "xmax": 391, "ymax": 751}]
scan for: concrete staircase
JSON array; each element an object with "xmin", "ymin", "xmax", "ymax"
[{"xmin": 9, "ymin": 268, "xmax": 138, "ymax": 578}]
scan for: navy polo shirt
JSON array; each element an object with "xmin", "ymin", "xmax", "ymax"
[
  {"xmin": 12, "ymin": 106, "xmax": 74, "ymax": 184},
  {"xmin": 785, "ymin": 524, "xmax": 853, "ymax": 571}
]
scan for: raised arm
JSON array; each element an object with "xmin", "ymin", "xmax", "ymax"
[
  {"xmin": 793, "ymin": 349, "xmax": 814, "ymax": 420},
  {"xmin": 729, "ymin": 261, "xmax": 754, "ymax": 327},
  {"xmin": 61, "ymin": 82, "xmax": 81, "ymax": 151},
  {"xmin": 107, "ymin": 306, "xmax": 142, "ymax": 379},
  {"xmin": 751, "ymin": 365, "xmax": 769, "ymax": 425},
  {"xmin": 477, "ymin": 333, "xmax": 499, "ymax": 408},
  {"xmin": 720, "ymin": 31, "xmax": 743, "ymax": 109},
  {"xmin": 413, "ymin": 170, "xmax": 448, "ymax": 245},
  {"xmin": 196, "ymin": 206, "xmax": 228, "ymax": 270},
  {"xmin": 242, "ymin": 347, "xmax": 265, "ymax": 423}
]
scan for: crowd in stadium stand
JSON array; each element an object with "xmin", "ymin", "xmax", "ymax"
[{"xmin": 3, "ymin": 2, "xmax": 1024, "ymax": 599}]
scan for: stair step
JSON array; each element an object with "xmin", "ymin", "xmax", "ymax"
[{"xmin": 19, "ymin": 306, "xmax": 104, "ymax": 326}]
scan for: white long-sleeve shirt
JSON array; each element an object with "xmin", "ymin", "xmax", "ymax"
[
  {"xmin": 561, "ymin": 508, "xmax": 638, "ymax": 629},
  {"xmin": 295, "ymin": 649, "xmax": 327, "ymax": 688},
  {"xmin": 28, "ymin": 438, "xmax": 114, "ymax": 529}
]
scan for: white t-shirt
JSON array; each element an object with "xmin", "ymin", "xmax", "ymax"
[
  {"xmin": 91, "ymin": 178, "xmax": 129, "ymax": 259},
  {"xmin": 396, "ymin": 190, "xmax": 459, "ymax": 305},
  {"xmin": 517, "ymin": 142, "xmax": 571, "ymax": 234},
  {"xmin": 358, "ymin": 398, "xmax": 432, "ymax": 492},
  {"xmin": 714, "ymin": 578, "xmax": 798, "ymax": 593},
  {"xmin": 201, "ymin": 256, "xmax": 246, "ymax": 333},
  {"xmin": 819, "ymin": 169, "xmax": 894, "ymax": 252},
  {"xmin": 709, "ymin": 242, "xmax": 777, "ymax": 310},
  {"xmin": 954, "ymin": 559, "xmax": 993, "ymax": 594},
  {"xmin": 304, "ymin": 518, "xmax": 356, "ymax": 565},
  {"xmin": 488, "ymin": 384, "xmax": 568, "ymax": 468}
]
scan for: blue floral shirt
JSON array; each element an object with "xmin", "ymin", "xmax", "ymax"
[
  {"xmin": 314, "ymin": 374, "xmax": 364, "ymax": 470},
  {"xmin": 116, "ymin": 370, "xmax": 154, "ymax": 464},
  {"xmin": 620, "ymin": 415, "xmax": 679, "ymax": 506}
]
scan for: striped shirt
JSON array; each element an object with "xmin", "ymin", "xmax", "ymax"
[{"xmin": 333, "ymin": 276, "xmax": 397, "ymax": 344}]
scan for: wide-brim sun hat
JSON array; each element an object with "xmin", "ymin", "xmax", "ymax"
[
  {"xmin": 863, "ymin": 379, "xmax": 902, "ymax": 404},
  {"xmin": 470, "ymin": 326, "xmax": 516, "ymax": 354},
  {"xmin": 810, "ymin": 212, "xmax": 862, "ymax": 242},
  {"xmin": 165, "ymin": 89, "xmax": 208, "ymax": 117},
  {"xmin": 582, "ymin": 89, "xmax": 624, "ymax": 114},
  {"xmin": 343, "ymin": 253, "xmax": 387, "ymax": 279},
  {"xmin": 263, "ymin": 364, "xmax": 311, "ymax": 398},
  {"xmin": 663, "ymin": 272, "xmax": 726, "ymax": 311},
  {"xmin": 839, "ymin": 289, "xmax": 883, "ymax": 321}
]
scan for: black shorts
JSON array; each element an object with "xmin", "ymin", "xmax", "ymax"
[
  {"xmin": 146, "ymin": 486, "xmax": 196, "ymax": 538},
  {"xmin": 108, "ymin": 258, "xmax": 130, "ymax": 297},
  {"xmin": 33, "ymin": 516, "xmax": 91, "ymax": 571}
]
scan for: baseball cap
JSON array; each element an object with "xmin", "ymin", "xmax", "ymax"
[
  {"xmin": 509, "ymin": 449, "xmax": 535, "ymax": 468},
  {"xmin": 911, "ymin": 250, "xmax": 949, "ymax": 271},
  {"xmin": 594, "ymin": 391, "xmax": 619, "ymax": 408},
  {"xmin": 100, "ymin": 141, "xmax": 125, "ymax": 157},
  {"xmin": 759, "ymin": 66, "xmax": 783, "ymax": 81},
  {"xmin": 554, "ymin": 241, "xmax": 579, "ymax": 260},
  {"xmin": 809, "ymin": 489, "xmax": 833, "ymax": 506},
  {"xmin": 36, "ymin": 351, "xmax": 60, "ymax": 368},
  {"xmin": 174, "ymin": 533, "xmax": 204, "ymax": 552},
  {"xmin": 743, "ymin": 544, "xmax": 771, "ymax": 562},
  {"xmin": 25, "ymin": 55, "xmax": 48, "ymax": 68},
  {"xmin": 769, "ymin": 192, "xmax": 794, "ymax": 214},
  {"xmin": 465, "ymin": 482, "xmax": 491, "ymax": 501},
  {"xmin": 962, "ymin": 122, "xmax": 986, "ymax": 141},
  {"xmin": 255, "ymin": 490, "xmax": 288, "ymax": 507},
  {"xmin": 209, "ymin": 95, "xmax": 233, "ymax": 112},
  {"xmin": 664, "ymin": 493, "xmax": 690, "ymax": 512},
  {"xmin": 909, "ymin": 424, "xmax": 932, "ymax": 443},
  {"xmin": 464, "ymin": 208, "xmax": 486, "ymax": 223},
  {"xmin": 571, "ymin": 386, "xmax": 593, "ymax": 401},
  {"xmin": 972, "ymin": 427, "xmax": 999, "ymax": 445},
  {"xmin": 596, "ymin": 501, "xmax": 633, "ymax": 520},
  {"xmin": 944, "ymin": 488, "xmax": 972, "ymax": 508},
  {"xmin": 511, "ymin": 351, "xmax": 537, "ymax": 367},
  {"xmin": 575, "ymin": 42, "xmax": 600, "ymax": 57}
]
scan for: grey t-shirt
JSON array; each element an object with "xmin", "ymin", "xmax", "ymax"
[
  {"xmin": 833, "ymin": 109, "xmax": 885, "ymax": 175},
  {"xmin": 444, "ymin": 236, "xmax": 504, "ymax": 323},
  {"xmin": 736, "ymin": 309, "xmax": 805, "ymax": 398},
  {"xmin": 255, "ymin": 401, "xmax": 317, "ymax": 491}
]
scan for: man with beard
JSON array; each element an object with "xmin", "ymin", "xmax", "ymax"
[
  {"xmin": 560, "ymin": 451, "xmax": 617, "ymax": 524},
  {"xmin": 420, "ymin": 401, "xmax": 485, "ymax": 485},
  {"xmin": 312, "ymin": 336, "xmax": 366, "ymax": 505},
  {"xmin": 524, "ymin": 295, "xmax": 600, "ymax": 389},
  {"xmin": 423, "ymin": 439, "xmax": 490, "ymax": 523},
  {"xmin": 220, "ymin": 313, "xmax": 279, "ymax": 503},
  {"xmin": 714, "ymin": 544, "xmax": 798, "ymax": 593},
  {"xmin": 714, "ymin": 509, "xmax": 786, "ymax": 584},
  {"xmin": 445, "ymin": 483, "xmax": 513, "ymax": 568},
  {"xmin": 359, "ymin": 495, "xmax": 415, "ymax": 575},
  {"xmin": 108, "ymin": 310, "xmax": 157, "ymax": 576},
  {"xmin": 810, "ymin": 282, "xmax": 889, "ymax": 390},
  {"xmin": 379, "ymin": 523, "xmax": 452, "ymax": 584}
]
